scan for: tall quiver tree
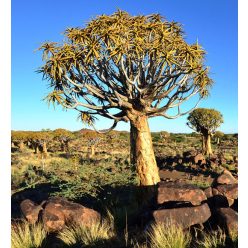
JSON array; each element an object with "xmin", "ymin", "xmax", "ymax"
[
  {"xmin": 53, "ymin": 128, "xmax": 74, "ymax": 152},
  {"xmin": 187, "ymin": 108, "xmax": 223, "ymax": 156},
  {"xmin": 38, "ymin": 11, "xmax": 212, "ymax": 186}
]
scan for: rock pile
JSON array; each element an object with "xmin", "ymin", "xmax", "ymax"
[
  {"xmin": 150, "ymin": 169, "xmax": 238, "ymax": 235},
  {"xmin": 152, "ymin": 181, "xmax": 211, "ymax": 229},
  {"xmin": 20, "ymin": 196, "xmax": 101, "ymax": 232}
]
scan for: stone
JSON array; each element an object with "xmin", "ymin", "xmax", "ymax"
[
  {"xmin": 216, "ymin": 208, "xmax": 238, "ymax": 236},
  {"xmin": 20, "ymin": 199, "xmax": 43, "ymax": 224},
  {"xmin": 204, "ymin": 187, "xmax": 213, "ymax": 198},
  {"xmin": 216, "ymin": 184, "xmax": 238, "ymax": 200},
  {"xmin": 194, "ymin": 154, "xmax": 206, "ymax": 165},
  {"xmin": 42, "ymin": 197, "xmax": 101, "ymax": 232},
  {"xmin": 216, "ymin": 170, "xmax": 237, "ymax": 185},
  {"xmin": 157, "ymin": 182, "xmax": 207, "ymax": 206},
  {"xmin": 152, "ymin": 203, "xmax": 211, "ymax": 229}
]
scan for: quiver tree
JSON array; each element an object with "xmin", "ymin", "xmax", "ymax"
[
  {"xmin": 159, "ymin": 131, "xmax": 170, "ymax": 143},
  {"xmin": 79, "ymin": 130, "xmax": 102, "ymax": 157},
  {"xmin": 29, "ymin": 131, "xmax": 53, "ymax": 156},
  {"xmin": 53, "ymin": 128, "xmax": 74, "ymax": 152},
  {"xmin": 11, "ymin": 131, "xmax": 28, "ymax": 151},
  {"xmin": 214, "ymin": 131, "xmax": 224, "ymax": 145},
  {"xmin": 187, "ymin": 108, "xmax": 223, "ymax": 156},
  {"xmin": 38, "ymin": 11, "xmax": 212, "ymax": 186}
]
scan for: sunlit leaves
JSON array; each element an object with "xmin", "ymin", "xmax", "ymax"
[{"xmin": 187, "ymin": 108, "xmax": 224, "ymax": 134}]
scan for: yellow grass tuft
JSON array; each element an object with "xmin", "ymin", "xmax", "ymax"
[{"xmin": 11, "ymin": 221, "xmax": 47, "ymax": 248}]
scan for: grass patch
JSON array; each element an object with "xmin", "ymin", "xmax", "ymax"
[
  {"xmin": 11, "ymin": 221, "xmax": 47, "ymax": 248},
  {"xmin": 58, "ymin": 212, "xmax": 117, "ymax": 247},
  {"xmin": 147, "ymin": 222, "xmax": 191, "ymax": 248}
]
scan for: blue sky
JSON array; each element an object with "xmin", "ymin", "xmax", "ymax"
[{"xmin": 11, "ymin": 0, "xmax": 238, "ymax": 133}]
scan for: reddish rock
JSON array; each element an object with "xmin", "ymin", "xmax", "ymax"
[
  {"xmin": 216, "ymin": 208, "xmax": 238, "ymax": 236},
  {"xmin": 157, "ymin": 182, "xmax": 207, "ymax": 206},
  {"xmin": 216, "ymin": 170, "xmax": 237, "ymax": 185},
  {"xmin": 42, "ymin": 197, "xmax": 100, "ymax": 232},
  {"xmin": 194, "ymin": 154, "xmax": 206, "ymax": 165},
  {"xmin": 216, "ymin": 184, "xmax": 238, "ymax": 200},
  {"xmin": 20, "ymin": 199, "xmax": 43, "ymax": 224},
  {"xmin": 204, "ymin": 187, "xmax": 213, "ymax": 198},
  {"xmin": 153, "ymin": 203, "xmax": 211, "ymax": 229}
]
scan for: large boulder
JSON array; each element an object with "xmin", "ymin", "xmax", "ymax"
[
  {"xmin": 216, "ymin": 208, "xmax": 238, "ymax": 236},
  {"xmin": 157, "ymin": 182, "xmax": 207, "ymax": 206},
  {"xmin": 194, "ymin": 154, "xmax": 206, "ymax": 165},
  {"xmin": 20, "ymin": 199, "xmax": 43, "ymax": 224},
  {"xmin": 216, "ymin": 184, "xmax": 238, "ymax": 200},
  {"xmin": 42, "ymin": 197, "xmax": 101, "ymax": 232},
  {"xmin": 152, "ymin": 203, "xmax": 211, "ymax": 229},
  {"xmin": 215, "ymin": 170, "xmax": 237, "ymax": 185}
]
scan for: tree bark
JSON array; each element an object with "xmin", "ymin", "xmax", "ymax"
[
  {"xmin": 130, "ymin": 115, "xmax": 160, "ymax": 186},
  {"xmin": 19, "ymin": 141, "xmax": 24, "ymax": 151},
  {"xmin": 203, "ymin": 134, "xmax": 212, "ymax": 156},
  {"xmin": 90, "ymin": 145, "xmax": 95, "ymax": 157},
  {"xmin": 43, "ymin": 142, "xmax": 48, "ymax": 154}
]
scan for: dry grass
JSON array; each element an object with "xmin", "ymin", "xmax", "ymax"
[
  {"xmin": 58, "ymin": 212, "xmax": 116, "ymax": 247},
  {"xmin": 195, "ymin": 227, "xmax": 226, "ymax": 248},
  {"xmin": 11, "ymin": 221, "xmax": 47, "ymax": 248},
  {"xmin": 147, "ymin": 222, "xmax": 191, "ymax": 248}
]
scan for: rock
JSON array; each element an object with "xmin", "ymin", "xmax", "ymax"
[
  {"xmin": 20, "ymin": 199, "xmax": 43, "ymax": 224},
  {"xmin": 43, "ymin": 197, "xmax": 101, "ymax": 232},
  {"xmin": 216, "ymin": 208, "xmax": 238, "ymax": 236},
  {"xmin": 194, "ymin": 154, "xmax": 206, "ymax": 165},
  {"xmin": 152, "ymin": 203, "xmax": 211, "ymax": 229},
  {"xmin": 157, "ymin": 182, "xmax": 207, "ymax": 206},
  {"xmin": 204, "ymin": 187, "xmax": 213, "ymax": 198},
  {"xmin": 216, "ymin": 184, "xmax": 238, "ymax": 200},
  {"xmin": 216, "ymin": 170, "xmax": 237, "ymax": 185}
]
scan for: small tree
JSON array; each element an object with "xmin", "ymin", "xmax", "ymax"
[
  {"xmin": 187, "ymin": 108, "xmax": 223, "ymax": 155},
  {"xmin": 160, "ymin": 131, "xmax": 170, "ymax": 143},
  {"xmin": 53, "ymin": 128, "xmax": 75, "ymax": 152},
  {"xmin": 11, "ymin": 131, "xmax": 28, "ymax": 151},
  {"xmin": 38, "ymin": 11, "xmax": 212, "ymax": 186},
  {"xmin": 29, "ymin": 131, "xmax": 53, "ymax": 156},
  {"xmin": 214, "ymin": 131, "xmax": 224, "ymax": 145}
]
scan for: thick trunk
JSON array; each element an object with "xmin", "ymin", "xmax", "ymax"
[
  {"xmin": 130, "ymin": 115, "xmax": 160, "ymax": 186},
  {"xmin": 43, "ymin": 142, "xmax": 48, "ymax": 154},
  {"xmin": 19, "ymin": 141, "xmax": 24, "ymax": 151},
  {"xmin": 90, "ymin": 145, "xmax": 95, "ymax": 157},
  {"xmin": 203, "ymin": 134, "xmax": 212, "ymax": 156}
]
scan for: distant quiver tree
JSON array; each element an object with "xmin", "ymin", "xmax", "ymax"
[
  {"xmin": 187, "ymin": 108, "xmax": 223, "ymax": 156},
  {"xmin": 38, "ymin": 10, "xmax": 212, "ymax": 186}
]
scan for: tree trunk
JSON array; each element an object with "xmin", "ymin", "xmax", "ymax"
[
  {"xmin": 201, "ymin": 135, "xmax": 205, "ymax": 153},
  {"xmin": 130, "ymin": 115, "xmax": 160, "ymax": 186},
  {"xmin": 203, "ymin": 134, "xmax": 212, "ymax": 156},
  {"xmin": 90, "ymin": 145, "xmax": 95, "ymax": 157},
  {"xmin": 34, "ymin": 144, "xmax": 39, "ymax": 154},
  {"xmin": 19, "ymin": 141, "xmax": 24, "ymax": 151},
  {"xmin": 43, "ymin": 142, "xmax": 48, "ymax": 154}
]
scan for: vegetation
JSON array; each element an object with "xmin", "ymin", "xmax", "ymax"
[
  {"xmin": 38, "ymin": 10, "xmax": 212, "ymax": 186},
  {"xmin": 11, "ymin": 221, "xmax": 47, "ymax": 248},
  {"xmin": 187, "ymin": 108, "xmax": 223, "ymax": 156},
  {"xmin": 147, "ymin": 222, "xmax": 192, "ymax": 248}
]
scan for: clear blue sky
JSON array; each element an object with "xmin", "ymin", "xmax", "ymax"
[{"xmin": 11, "ymin": 0, "xmax": 237, "ymax": 133}]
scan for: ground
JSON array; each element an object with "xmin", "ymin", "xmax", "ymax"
[{"xmin": 11, "ymin": 131, "xmax": 238, "ymax": 248}]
